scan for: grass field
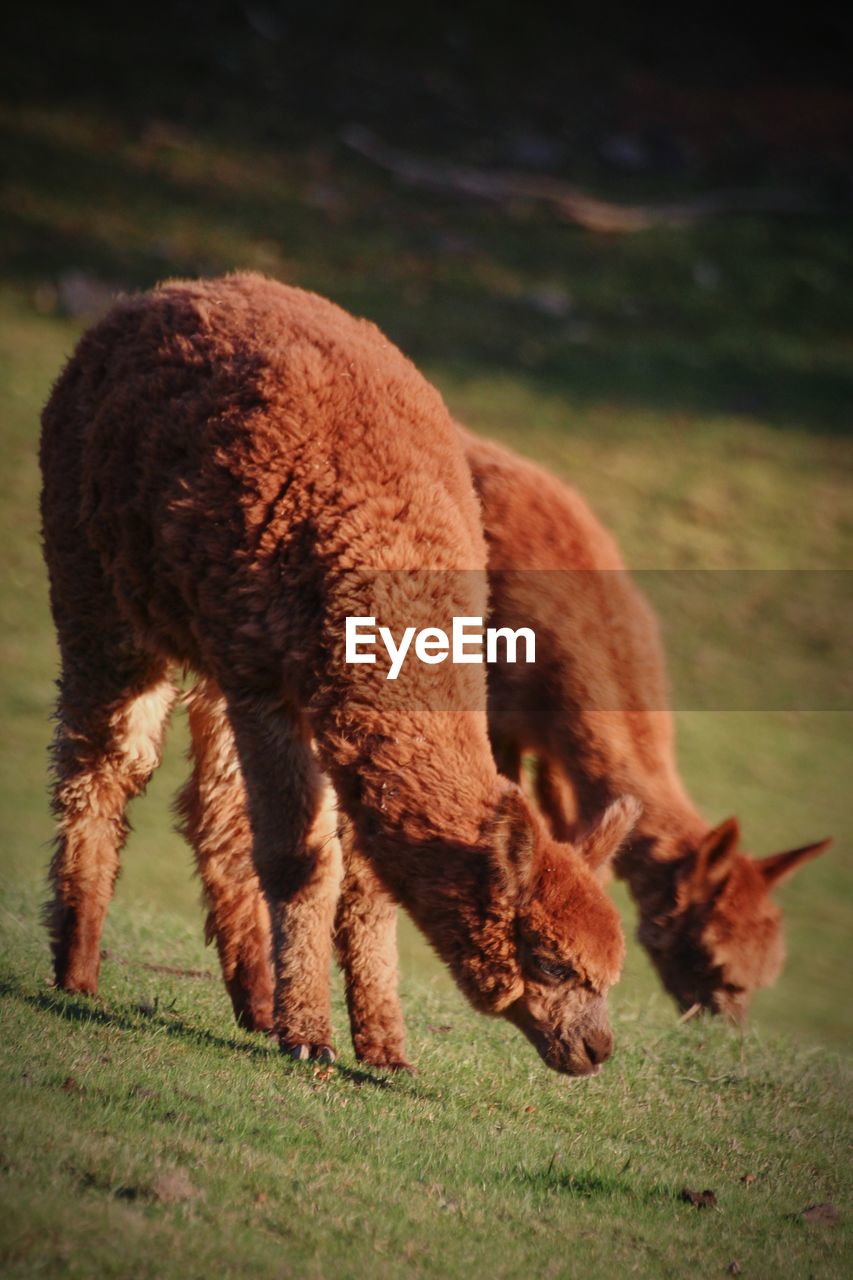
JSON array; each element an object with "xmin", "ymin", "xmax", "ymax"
[
  {"xmin": 1, "ymin": 11, "xmax": 852, "ymax": 1276},
  {"xmin": 1, "ymin": 884, "xmax": 850, "ymax": 1280}
]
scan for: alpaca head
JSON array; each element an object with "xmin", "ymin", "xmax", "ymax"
[
  {"xmin": 481, "ymin": 792, "xmax": 639, "ymax": 1076},
  {"xmin": 637, "ymin": 818, "xmax": 831, "ymax": 1022}
]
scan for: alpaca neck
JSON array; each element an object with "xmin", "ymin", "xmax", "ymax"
[
  {"xmin": 318, "ymin": 704, "xmax": 500, "ymax": 848},
  {"xmin": 319, "ymin": 715, "xmax": 520, "ymax": 1010},
  {"xmin": 347, "ymin": 789, "xmax": 521, "ymax": 1015},
  {"xmin": 615, "ymin": 799, "xmax": 708, "ymax": 921}
]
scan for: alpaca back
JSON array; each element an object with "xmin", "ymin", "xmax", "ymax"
[
  {"xmin": 41, "ymin": 273, "xmax": 500, "ymax": 843},
  {"xmin": 42, "ymin": 275, "xmax": 485, "ymax": 679}
]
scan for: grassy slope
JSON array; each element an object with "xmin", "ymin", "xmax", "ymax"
[
  {"xmin": 1, "ymin": 887, "xmax": 851, "ymax": 1280},
  {"xmin": 1, "ymin": 51, "xmax": 852, "ymax": 1279}
]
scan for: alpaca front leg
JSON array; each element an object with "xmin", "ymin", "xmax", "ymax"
[
  {"xmin": 335, "ymin": 842, "xmax": 411, "ymax": 1071},
  {"xmin": 276, "ymin": 779, "xmax": 343, "ymax": 1060},
  {"xmin": 226, "ymin": 699, "xmax": 343, "ymax": 1060}
]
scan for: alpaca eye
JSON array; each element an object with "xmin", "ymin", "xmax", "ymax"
[{"xmin": 533, "ymin": 956, "xmax": 576, "ymax": 983}]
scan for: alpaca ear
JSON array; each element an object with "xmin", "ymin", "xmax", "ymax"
[
  {"xmin": 687, "ymin": 817, "xmax": 740, "ymax": 901},
  {"xmin": 579, "ymin": 795, "xmax": 642, "ymax": 873},
  {"xmin": 757, "ymin": 837, "xmax": 832, "ymax": 889},
  {"xmin": 491, "ymin": 784, "xmax": 537, "ymax": 896}
]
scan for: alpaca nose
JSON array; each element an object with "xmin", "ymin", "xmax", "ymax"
[{"xmin": 582, "ymin": 1027, "xmax": 614, "ymax": 1067}]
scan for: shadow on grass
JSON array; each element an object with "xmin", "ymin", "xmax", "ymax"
[
  {"xmin": 0, "ymin": 971, "xmax": 278, "ymax": 1058},
  {"xmin": 2, "ymin": 110, "xmax": 852, "ymax": 436},
  {"xmin": 0, "ymin": 968, "xmax": 431, "ymax": 1094},
  {"xmin": 520, "ymin": 1164, "xmax": 677, "ymax": 1203}
]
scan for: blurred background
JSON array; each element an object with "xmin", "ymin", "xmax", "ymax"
[{"xmin": 1, "ymin": 3, "xmax": 851, "ymax": 1046}]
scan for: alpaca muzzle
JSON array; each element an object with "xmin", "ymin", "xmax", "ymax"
[{"xmin": 503, "ymin": 997, "xmax": 614, "ymax": 1077}]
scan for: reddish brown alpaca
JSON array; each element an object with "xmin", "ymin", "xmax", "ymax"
[
  {"xmin": 170, "ymin": 431, "xmax": 829, "ymax": 1059},
  {"xmin": 40, "ymin": 272, "xmax": 639, "ymax": 1076},
  {"xmin": 464, "ymin": 431, "xmax": 830, "ymax": 1021}
]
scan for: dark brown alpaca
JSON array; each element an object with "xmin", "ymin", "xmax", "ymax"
[
  {"xmin": 173, "ymin": 430, "xmax": 828, "ymax": 1061},
  {"xmin": 40, "ymin": 272, "xmax": 638, "ymax": 1076}
]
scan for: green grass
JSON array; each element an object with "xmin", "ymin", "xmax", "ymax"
[
  {"xmin": 1, "ymin": 885, "xmax": 851, "ymax": 1280},
  {"xmin": 1, "ymin": 16, "xmax": 852, "ymax": 1275}
]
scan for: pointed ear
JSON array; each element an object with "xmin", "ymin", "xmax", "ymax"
[
  {"xmin": 579, "ymin": 795, "xmax": 642, "ymax": 873},
  {"xmin": 491, "ymin": 784, "xmax": 537, "ymax": 897},
  {"xmin": 757, "ymin": 837, "xmax": 832, "ymax": 890},
  {"xmin": 687, "ymin": 817, "xmax": 740, "ymax": 902}
]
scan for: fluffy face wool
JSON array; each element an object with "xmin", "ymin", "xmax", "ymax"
[{"xmin": 39, "ymin": 272, "xmax": 630, "ymax": 1076}]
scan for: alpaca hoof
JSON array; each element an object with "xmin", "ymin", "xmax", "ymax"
[{"xmin": 284, "ymin": 1042, "xmax": 337, "ymax": 1064}]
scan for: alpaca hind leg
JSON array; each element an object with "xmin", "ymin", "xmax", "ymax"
[
  {"xmin": 176, "ymin": 678, "xmax": 275, "ymax": 1033},
  {"xmin": 489, "ymin": 730, "xmax": 522, "ymax": 783},
  {"xmin": 226, "ymin": 697, "xmax": 343, "ymax": 1060},
  {"xmin": 47, "ymin": 657, "xmax": 176, "ymax": 993},
  {"xmin": 537, "ymin": 758, "xmax": 617, "ymax": 886},
  {"xmin": 335, "ymin": 841, "xmax": 411, "ymax": 1071},
  {"xmin": 534, "ymin": 756, "xmax": 580, "ymax": 843}
]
